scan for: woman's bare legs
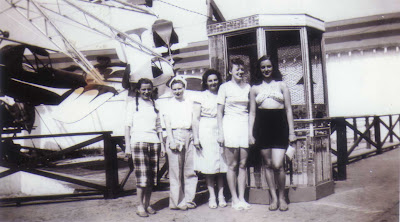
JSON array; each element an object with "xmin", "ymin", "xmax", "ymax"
[
  {"xmin": 137, "ymin": 187, "xmax": 146, "ymax": 213},
  {"xmin": 271, "ymin": 149, "xmax": 287, "ymax": 210},
  {"xmin": 238, "ymin": 148, "xmax": 250, "ymax": 207},
  {"xmin": 206, "ymin": 174, "xmax": 217, "ymax": 208},
  {"xmin": 261, "ymin": 148, "xmax": 287, "ymax": 210},
  {"xmin": 224, "ymin": 148, "xmax": 240, "ymax": 207},
  {"xmin": 217, "ymin": 174, "xmax": 226, "ymax": 207}
]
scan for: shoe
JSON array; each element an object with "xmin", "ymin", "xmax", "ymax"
[
  {"xmin": 146, "ymin": 206, "xmax": 157, "ymax": 215},
  {"xmin": 170, "ymin": 204, "xmax": 188, "ymax": 211},
  {"xmin": 269, "ymin": 202, "xmax": 278, "ymax": 211},
  {"xmin": 208, "ymin": 198, "xmax": 217, "ymax": 209},
  {"xmin": 136, "ymin": 210, "xmax": 149, "ymax": 217},
  {"xmin": 231, "ymin": 202, "xmax": 244, "ymax": 211},
  {"xmin": 187, "ymin": 202, "xmax": 197, "ymax": 209},
  {"xmin": 218, "ymin": 196, "xmax": 227, "ymax": 208},
  {"xmin": 279, "ymin": 201, "xmax": 289, "ymax": 211},
  {"xmin": 240, "ymin": 201, "xmax": 252, "ymax": 210}
]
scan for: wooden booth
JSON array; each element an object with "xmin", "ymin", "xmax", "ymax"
[{"xmin": 207, "ymin": 14, "xmax": 333, "ymax": 203}]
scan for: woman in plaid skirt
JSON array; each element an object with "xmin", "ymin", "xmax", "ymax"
[{"xmin": 125, "ymin": 78, "xmax": 166, "ymax": 217}]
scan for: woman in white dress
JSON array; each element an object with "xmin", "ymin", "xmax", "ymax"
[
  {"xmin": 193, "ymin": 69, "xmax": 228, "ymax": 209},
  {"xmin": 217, "ymin": 58, "xmax": 251, "ymax": 210}
]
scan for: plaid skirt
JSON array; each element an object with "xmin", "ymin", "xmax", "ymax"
[{"xmin": 132, "ymin": 142, "xmax": 160, "ymax": 187}]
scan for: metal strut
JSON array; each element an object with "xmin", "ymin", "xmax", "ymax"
[
  {"xmin": 6, "ymin": 0, "xmax": 105, "ymax": 84},
  {"xmin": 62, "ymin": 0, "xmax": 170, "ymax": 63}
]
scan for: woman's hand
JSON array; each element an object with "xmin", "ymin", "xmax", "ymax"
[
  {"xmin": 124, "ymin": 153, "xmax": 132, "ymax": 162},
  {"xmin": 217, "ymin": 134, "xmax": 224, "ymax": 147},
  {"xmin": 169, "ymin": 140, "xmax": 177, "ymax": 151},
  {"xmin": 249, "ymin": 134, "xmax": 256, "ymax": 145},
  {"xmin": 160, "ymin": 142, "xmax": 166, "ymax": 157},
  {"xmin": 193, "ymin": 139, "xmax": 202, "ymax": 150},
  {"xmin": 289, "ymin": 133, "xmax": 297, "ymax": 143}
]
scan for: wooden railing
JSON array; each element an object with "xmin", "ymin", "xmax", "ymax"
[
  {"xmin": 330, "ymin": 114, "xmax": 400, "ymax": 180},
  {"xmin": 0, "ymin": 131, "xmax": 120, "ymax": 204}
]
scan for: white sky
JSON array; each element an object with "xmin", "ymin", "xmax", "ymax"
[
  {"xmin": 3, "ymin": 0, "xmax": 400, "ymax": 47},
  {"xmin": 1, "ymin": 0, "xmax": 399, "ymax": 116},
  {"xmin": 214, "ymin": 0, "xmax": 400, "ymax": 22}
]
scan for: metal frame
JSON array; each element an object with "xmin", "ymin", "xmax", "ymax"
[
  {"xmin": 0, "ymin": 131, "xmax": 120, "ymax": 204},
  {"xmin": 3, "ymin": 0, "xmax": 172, "ymax": 85}
]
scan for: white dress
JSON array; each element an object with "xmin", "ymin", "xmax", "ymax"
[{"xmin": 194, "ymin": 91, "xmax": 228, "ymax": 174}]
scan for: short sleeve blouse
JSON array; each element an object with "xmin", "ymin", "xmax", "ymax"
[
  {"xmin": 164, "ymin": 97, "xmax": 193, "ymax": 129},
  {"xmin": 195, "ymin": 91, "xmax": 218, "ymax": 118},
  {"xmin": 125, "ymin": 97, "xmax": 162, "ymax": 144},
  {"xmin": 217, "ymin": 81, "xmax": 250, "ymax": 116}
]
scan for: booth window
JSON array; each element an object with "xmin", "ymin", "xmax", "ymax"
[{"xmin": 226, "ymin": 31, "xmax": 258, "ymax": 83}]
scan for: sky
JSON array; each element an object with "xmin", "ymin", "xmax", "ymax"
[
  {"xmin": 1, "ymin": 0, "xmax": 399, "ymax": 116},
  {"xmin": 214, "ymin": 0, "xmax": 400, "ymax": 22},
  {"xmin": 2, "ymin": 0, "xmax": 400, "ymax": 48}
]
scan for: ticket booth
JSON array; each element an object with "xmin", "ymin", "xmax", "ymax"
[{"xmin": 207, "ymin": 14, "xmax": 333, "ymax": 202}]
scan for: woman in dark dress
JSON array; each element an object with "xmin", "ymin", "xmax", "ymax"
[{"xmin": 249, "ymin": 56, "xmax": 297, "ymax": 211}]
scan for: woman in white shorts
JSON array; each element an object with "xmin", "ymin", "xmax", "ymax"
[{"xmin": 217, "ymin": 58, "xmax": 251, "ymax": 210}]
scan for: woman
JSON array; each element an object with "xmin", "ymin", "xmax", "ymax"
[
  {"xmin": 163, "ymin": 76, "xmax": 198, "ymax": 210},
  {"xmin": 193, "ymin": 69, "xmax": 228, "ymax": 209},
  {"xmin": 217, "ymin": 58, "xmax": 251, "ymax": 210},
  {"xmin": 249, "ymin": 55, "xmax": 297, "ymax": 211},
  {"xmin": 124, "ymin": 78, "xmax": 165, "ymax": 217}
]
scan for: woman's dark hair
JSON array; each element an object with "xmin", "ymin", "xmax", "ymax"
[
  {"xmin": 252, "ymin": 55, "xmax": 282, "ymax": 85},
  {"xmin": 226, "ymin": 57, "xmax": 245, "ymax": 81},
  {"xmin": 135, "ymin": 78, "xmax": 158, "ymax": 113},
  {"xmin": 201, "ymin": 69, "xmax": 222, "ymax": 91}
]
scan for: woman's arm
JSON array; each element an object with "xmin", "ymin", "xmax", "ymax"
[
  {"xmin": 156, "ymin": 112, "xmax": 166, "ymax": 157},
  {"xmin": 163, "ymin": 113, "xmax": 177, "ymax": 151},
  {"xmin": 217, "ymin": 104, "xmax": 225, "ymax": 147},
  {"xmin": 216, "ymin": 84, "xmax": 226, "ymax": 147},
  {"xmin": 248, "ymin": 86, "xmax": 257, "ymax": 145},
  {"xmin": 124, "ymin": 125, "xmax": 132, "ymax": 160},
  {"xmin": 282, "ymin": 82, "xmax": 296, "ymax": 142},
  {"xmin": 192, "ymin": 102, "xmax": 202, "ymax": 150}
]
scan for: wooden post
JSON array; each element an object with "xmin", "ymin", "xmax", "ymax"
[
  {"xmin": 389, "ymin": 115, "xmax": 393, "ymax": 143},
  {"xmin": 374, "ymin": 116, "xmax": 382, "ymax": 154},
  {"xmin": 103, "ymin": 133, "xmax": 119, "ymax": 199},
  {"xmin": 365, "ymin": 117, "xmax": 371, "ymax": 149},
  {"xmin": 353, "ymin": 118, "xmax": 358, "ymax": 143},
  {"xmin": 336, "ymin": 117, "xmax": 348, "ymax": 180}
]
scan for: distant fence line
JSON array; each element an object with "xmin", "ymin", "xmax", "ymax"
[{"xmin": 330, "ymin": 114, "xmax": 400, "ymax": 180}]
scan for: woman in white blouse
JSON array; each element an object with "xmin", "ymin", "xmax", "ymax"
[
  {"xmin": 193, "ymin": 69, "xmax": 228, "ymax": 209},
  {"xmin": 217, "ymin": 58, "xmax": 251, "ymax": 210},
  {"xmin": 163, "ymin": 76, "xmax": 198, "ymax": 211}
]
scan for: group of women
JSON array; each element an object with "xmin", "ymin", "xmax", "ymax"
[{"xmin": 124, "ymin": 55, "xmax": 296, "ymax": 217}]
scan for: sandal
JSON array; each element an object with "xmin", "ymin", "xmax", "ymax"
[
  {"xmin": 231, "ymin": 202, "xmax": 244, "ymax": 211},
  {"xmin": 269, "ymin": 201, "xmax": 278, "ymax": 211},
  {"xmin": 279, "ymin": 201, "xmax": 289, "ymax": 211},
  {"xmin": 146, "ymin": 206, "xmax": 157, "ymax": 215},
  {"xmin": 187, "ymin": 202, "xmax": 197, "ymax": 209},
  {"xmin": 240, "ymin": 201, "xmax": 252, "ymax": 210},
  {"xmin": 208, "ymin": 198, "xmax": 217, "ymax": 209},
  {"xmin": 218, "ymin": 196, "xmax": 227, "ymax": 208},
  {"xmin": 136, "ymin": 207, "xmax": 149, "ymax": 217}
]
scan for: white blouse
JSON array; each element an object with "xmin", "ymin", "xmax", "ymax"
[
  {"xmin": 125, "ymin": 97, "xmax": 162, "ymax": 144},
  {"xmin": 217, "ymin": 81, "xmax": 250, "ymax": 116},
  {"xmin": 163, "ymin": 97, "xmax": 193, "ymax": 129}
]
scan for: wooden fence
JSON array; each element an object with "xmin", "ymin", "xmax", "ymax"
[
  {"xmin": 330, "ymin": 114, "xmax": 400, "ymax": 180},
  {"xmin": 0, "ymin": 131, "xmax": 120, "ymax": 205}
]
